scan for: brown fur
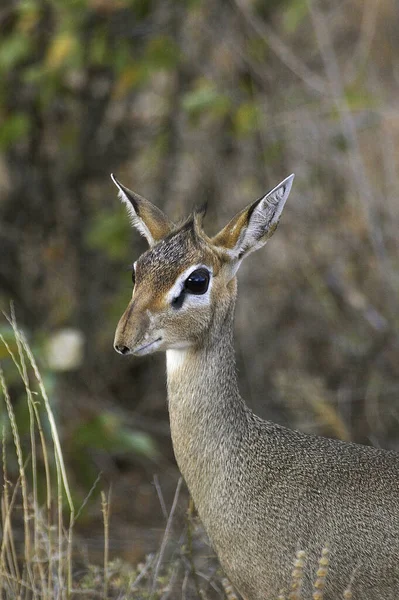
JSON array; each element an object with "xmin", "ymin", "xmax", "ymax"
[{"xmin": 113, "ymin": 176, "xmax": 399, "ymax": 600}]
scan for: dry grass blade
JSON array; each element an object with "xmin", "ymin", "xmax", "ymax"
[
  {"xmin": 0, "ymin": 330, "xmax": 54, "ymax": 598},
  {"xmin": 0, "ymin": 364, "xmax": 33, "ymax": 589},
  {"xmin": 150, "ymin": 476, "xmax": 183, "ymax": 598},
  {"xmin": 12, "ymin": 315, "xmax": 49, "ymax": 596},
  {"xmin": 0, "ymin": 313, "xmax": 80, "ymax": 598},
  {"xmin": 13, "ymin": 323, "xmax": 76, "ymax": 596},
  {"xmin": 101, "ymin": 490, "xmax": 111, "ymax": 600},
  {"xmin": 1, "ymin": 433, "xmax": 21, "ymax": 594}
]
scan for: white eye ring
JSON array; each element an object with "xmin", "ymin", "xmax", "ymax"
[{"xmin": 167, "ymin": 264, "xmax": 213, "ymax": 309}]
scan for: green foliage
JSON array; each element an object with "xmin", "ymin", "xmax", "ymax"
[
  {"xmin": 282, "ymin": 0, "xmax": 308, "ymax": 33},
  {"xmin": 144, "ymin": 36, "xmax": 181, "ymax": 71},
  {"xmin": 0, "ymin": 35, "xmax": 32, "ymax": 72},
  {"xmin": 0, "ymin": 114, "xmax": 30, "ymax": 148},
  {"xmin": 234, "ymin": 102, "xmax": 261, "ymax": 137},
  {"xmin": 86, "ymin": 209, "xmax": 131, "ymax": 260},
  {"xmin": 89, "ymin": 28, "xmax": 109, "ymax": 66},
  {"xmin": 328, "ymin": 85, "xmax": 378, "ymax": 122},
  {"xmin": 72, "ymin": 412, "xmax": 158, "ymax": 458},
  {"xmin": 45, "ymin": 32, "xmax": 80, "ymax": 71},
  {"xmin": 246, "ymin": 38, "xmax": 269, "ymax": 64},
  {"xmin": 113, "ymin": 39, "xmax": 135, "ymax": 75},
  {"xmin": 254, "ymin": 0, "xmax": 290, "ymax": 21},
  {"xmin": 129, "ymin": 0, "xmax": 154, "ymax": 19},
  {"xmin": 263, "ymin": 139, "xmax": 284, "ymax": 164},
  {"xmin": 344, "ymin": 85, "xmax": 379, "ymax": 110},
  {"xmin": 182, "ymin": 79, "xmax": 231, "ymax": 121}
]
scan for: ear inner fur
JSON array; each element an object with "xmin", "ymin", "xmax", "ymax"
[
  {"xmin": 212, "ymin": 175, "xmax": 293, "ymax": 256},
  {"xmin": 111, "ymin": 174, "xmax": 174, "ymax": 244},
  {"xmin": 211, "ymin": 208, "xmax": 251, "ymax": 250}
]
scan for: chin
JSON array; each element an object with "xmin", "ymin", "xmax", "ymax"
[{"xmin": 133, "ymin": 337, "xmax": 163, "ymax": 356}]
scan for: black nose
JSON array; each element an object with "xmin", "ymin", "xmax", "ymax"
[{"xmin": 114, "ymin": 344, "xmax": 130, "ymax": 355}]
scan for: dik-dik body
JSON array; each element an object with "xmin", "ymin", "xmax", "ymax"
[{"xmin": 112, "ymin": 173, "xmax": 399, "ymax": 600}]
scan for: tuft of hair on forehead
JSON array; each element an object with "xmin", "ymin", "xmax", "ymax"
[
  {"xmin": 194, "ymin": 201, "xmax": 208, "ymax": 226},
  {"xmin": 191, "ymin": 201, "xmax": 209, "ymax": 238},
  {"xmin": 169, "ymin": 202, "xmax": 208, "ymax": 243}
]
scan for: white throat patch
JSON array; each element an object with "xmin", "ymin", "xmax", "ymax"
[{"xmin": 166, "ymin": 348, "xmax": 188, "ymax": 375}]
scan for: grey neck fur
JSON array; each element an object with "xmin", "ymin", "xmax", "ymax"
[{"xmin": 166, "ymin": 304, "xmax": 249, "ymax": 512}]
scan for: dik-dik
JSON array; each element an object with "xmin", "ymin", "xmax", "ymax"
[{"xmin": 112, "ymin": 173, "xmax": 399, "ymax": 600}]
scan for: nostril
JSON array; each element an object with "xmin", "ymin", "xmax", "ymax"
[{"xmin": 115, "ymin": 344, "xmax": 130, "ymax": 355}]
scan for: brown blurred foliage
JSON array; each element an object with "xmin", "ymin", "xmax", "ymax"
[{"xmin": 0, "ymin": 0, "xmax": 398, "ymax": 561}]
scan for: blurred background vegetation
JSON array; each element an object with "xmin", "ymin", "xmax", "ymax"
[{"xmin": 0, "ymin": 0, "xmax": 398, "ymax": 586}]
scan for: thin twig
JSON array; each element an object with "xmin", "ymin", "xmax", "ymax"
[
  {"xmin": 345, "ymin": 0, "xmax": 379, "ymax": 83},
  {"xmin": 130, "ymin": 553, "xmax": 155, "ymax": 591},
  {"xmin": 153, "ymin": 474, "xmax": 169, "ymax": 521},
  {"xmin": 159, "ymin": 560, "xmax": 180, "ymax": 600},
  {"xmin": 74, "ymin": 473, "xmax": 103, "ymax": 525},
  {"xmin": 234, "ymin": 0, "xmax": 326, "ymax": 95}
]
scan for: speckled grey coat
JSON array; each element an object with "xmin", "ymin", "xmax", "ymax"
[{"xmin": 113, "ymin": 173, "xmax": 399, "ymax": 600}]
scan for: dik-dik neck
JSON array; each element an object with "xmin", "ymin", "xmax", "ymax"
[{"xmin": 166, "ymin": 308, "xmax": 250, "ymax": 508}]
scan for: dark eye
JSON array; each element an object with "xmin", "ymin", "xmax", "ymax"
[
  {"xmin": 131, "ymin": 269, "xmax": 136, "ymax": 286},
  {"xmin": 184, "ymin": 268, "xmax": 210, "ymax": 295}
]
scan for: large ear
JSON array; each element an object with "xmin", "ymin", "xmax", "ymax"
[
  {"xmin": 111, "ymin": 174, "xmax": 174, "ymax": 246},
  {"xmin": 212, "ymin": 174, "xmax": 294, "ymax": 258}
]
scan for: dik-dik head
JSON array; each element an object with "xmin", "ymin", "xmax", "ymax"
[{"xmin": 112, "ymin": 174, "xmax": 294, "ymax": 356}]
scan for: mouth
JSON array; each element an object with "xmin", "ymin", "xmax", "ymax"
[{"xmin": 133, "ymin": 337, "xmax": 162, "ymax": 356}]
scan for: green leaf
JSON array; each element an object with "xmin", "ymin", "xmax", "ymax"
[
  {"xmin": 344, "ymin": 86, "xmax": 378, "ymax": 110},
  {"xmin": 89, "ymin": 29, "xmax": 109, "ymax": 66},
  {"xmin": 0, "ymin": 35, "xmax": 32, "ymax": 71},
  {"xmin": 182, "ymin": 80, "xmax": 230, "ymax": 118},
  {"xmin": 0, "ymin": 114, "xmax": 30, "ymax": 149},
  {"xmin": 85, "ymin": 209, "xmax": 131, "ymax": 260},
  {"xmin": 234, "ymin": 102, "xmax": 260, "ymax": 136},
  {"xmin": 45, "ymin": 32, "xmax": 78, "ymax": 70},
  {"xmin": 144, "ymin": 36, "xmax": 180, "ymax": 71},
  {"xmin": 246, "ymin": 38, "xmax": 268, "ymax": 64},
  {"xmin": 283, "ymin": 0, "xmax": 308, "ymax": 33},
  {"xmin": 72, "ymin": 412, "xmax": 158, "ymax": 459},
  {"xmin": 118, "ymin": 430, "xmax": 158, "ymax": 457},
  {"xmin": 73, "ymin": 413, "xmax": 117, "ymax": 451},
  {"xmin": 113, "ymin": 40, "xmax": 134, "ymax": 75},
  {"xmin": 262, "ymin": 140, "xmax": 284, "ymax": 164}
]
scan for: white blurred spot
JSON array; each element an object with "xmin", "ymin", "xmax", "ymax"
[{"xmin": 46, "ymin": 328, "xmax": 85, "ymax": 371}]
